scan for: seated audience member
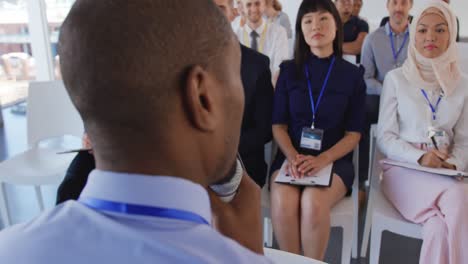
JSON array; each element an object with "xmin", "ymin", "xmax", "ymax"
[
  {"xmin": 0, "ymin": 1, "xmax": 272, "ymax": 263},
  {"xmin": 380, "ymin": 15, "xmax": 413, "ymax": 27},
  {"xmin": 381, "ymin": 0, "xmax": 459, "ymax": 42},
  {"xmin": 378, "ymin": 1, "xmax": 468, "ymax": 263},
  {"xmin": 334, "ymin": 0, "xmax": 369, "ymax": 63},
  {"xmin": 359, "ymin": 0, "xmax": 412, "ymax": 193},
  {"xmin": 442, "ymin": 0, "xmax": 460, "ymax": 41},
  {"xmin": 237, "ymin": 0, "xmax": 289, "ymax": 82},
  {"xmin": 55, "ymin": 0, "xmax": 274, "ymax": 204},
  {"xmin": 232, "ymin": 0, "xmax": 247, "ymax": 31},
  {"xmin": 352, "ymin": 0, "xmax": 362, "ymax": 18},
  {"xmin": 270, "ymin": 0, "xmax": 365, "ymax": 260},
  {"xmin": 220, "ymin": 0, "xmax": 274, "ymax": 188},
  {"xmin": 265, "ymin": 0, "xmax": 293, "ymax": 39}
]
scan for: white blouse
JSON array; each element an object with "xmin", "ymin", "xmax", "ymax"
[{"xmin": 377, "ymin": 68, "xmax": 468, "ymax": 171}]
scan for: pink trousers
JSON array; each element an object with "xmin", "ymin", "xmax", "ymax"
[{"xmin": 381, "ymin": 164, "xmax": 468, "ymax": 264}]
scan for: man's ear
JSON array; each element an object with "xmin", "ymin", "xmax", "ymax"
[{"xmin": 182, "ymin": 65, "xmax": 219, "ymax": 131}]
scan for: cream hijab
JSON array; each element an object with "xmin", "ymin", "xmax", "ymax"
[{"xmin": 402, "ymin": 0, "xmax": 460, "ymax": 96}]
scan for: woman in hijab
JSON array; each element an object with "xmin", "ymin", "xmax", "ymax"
[{"xmin": 377, "ymin": 1, "xmax": 468, "ymax": 263}]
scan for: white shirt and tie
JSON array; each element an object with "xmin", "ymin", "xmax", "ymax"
[
  {"xmin": 0, "ymin": 170, "xmax": 272, "ymax": 264},
  {"xmin": 237, "ymin": 19, "xmax": 289, "ymax": 75}
]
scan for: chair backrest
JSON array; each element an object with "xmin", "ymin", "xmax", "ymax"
[
  {"xmin": 351, "ymin": 146, "xmax": 360, "ymax": 219},
  {"xmin": 27, "ymin": 80, "xmax": 84, "ymax": 146},
  {"xmin": 352, "ymin": 146, "xmax": 359, "ymax": 191},
  {"xmin": 458, "ymin": 42, "xmax": 468, "ymax": 75},
  {"xmin": 370, "ymin": 124, "xmax": 385, "ymax": 189},
  {"xmin": 343, "ymin": 55, "xmax": 358, "ymax": 66}
]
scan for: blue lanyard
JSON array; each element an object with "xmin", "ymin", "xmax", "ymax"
[
  {"xmin": 305, "ymin": 56, "xmax": 335, "ymax": 129},
  {"xmin": 79, "ymin": 197, "xmax": 210, "ymax": 225},
  {"xmin": 420, "ymin": 89, "xmax": 442, "ymax": 121},
  {"xmin": 388, "ymin": 25, "xmax": 409, "ymax": 63}
]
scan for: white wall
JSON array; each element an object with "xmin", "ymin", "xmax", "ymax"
[
  {"xmin": 281, "ymin": 0, "xmax": 302, "ymax": 31},
  {"xmin": 281, "ymin": 0, "xmax": 467, "ymax": 39}
]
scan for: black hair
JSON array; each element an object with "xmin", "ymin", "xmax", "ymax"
[
  {"xmin": 293, "ymin": 0, "xmax": 343, "ymax": 72},
  {"xmin": 59, "ymin": 0, "xmax": 232, "ymax": 155}
]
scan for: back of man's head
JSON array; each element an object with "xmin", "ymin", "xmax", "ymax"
[{"xmin": 59, "ymin": 0, "xmax": 243, "ymax": 182}]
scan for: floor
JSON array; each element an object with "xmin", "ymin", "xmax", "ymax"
[{"xmin": 0, "ymin": 103, "xmax": 422, "ymax": 264}]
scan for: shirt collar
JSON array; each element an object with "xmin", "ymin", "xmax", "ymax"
[
  {"xmin": 385, "ymin": 21, "xmax": 409, "ymax": 36},
  {"xmin": 344, "ymin": 15, "xmax": 356, "ymax": 25},
  {"xmin": 308, "ymin": 52, "xmax": 335, "ymax": 63},
  {"xmin": 245, "ymin": 19, "xmax": 266, "ymax": 35},
  {"xmin": 79, "ymin": 170, "xmax": 212, "ymax": 225}
]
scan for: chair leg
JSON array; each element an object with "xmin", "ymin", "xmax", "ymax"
[
  {"xmin": 341, "ymin": 222, "xmax": 353, "ymax": 264},
  {"xmin": 34, "ymin": 186, "xmax": 45, "ymax": 211},
  {"xmin": 0, "ymin": 182, "xmax": 11, "ymax": 227},
  {"xmin": 361, "ymin": 190, "xmax": 374, "ymax": 257},
  {"xmin": 269, "ymin": 142, "xmax": 278, "ymax": 170},
  {"xmin": 352, "ymin": 213, "xmax": 358, "ymax": 258},
  {"xmin": 368, "ymin": 130, "xmax": 375, "ymax": 187},
  {"xmin": 352, "ymin": 148, "xmax": 359, "ymax": 259},
  {"xmin": 369, "ymin": 221, "xmax": 383, "ymax": 264},
  {"xmin": 263, "ymin": 217, "xmax": 273, "ymax": 247}
]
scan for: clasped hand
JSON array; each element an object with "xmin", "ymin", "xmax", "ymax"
[{"xmin": 286, "ymin": 154, "xmax": 331, "ymax": 178}]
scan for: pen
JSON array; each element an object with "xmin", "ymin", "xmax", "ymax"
[
  {"xmin": 57, "ymin": 148, "xmax": 93, "ymax": 154},
  {"xmin": 430, "ymin": 136, "xmax": 439, "ymax": 151}
]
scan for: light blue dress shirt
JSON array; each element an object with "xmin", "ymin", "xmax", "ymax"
[
  {"xmin": 361, "ymin": 22, "xmax": 410, "ymax": 95},
  {"xmin": 271, "ymin": 12, "xmax": 293, "ymax": 39},
  {"xmin": 0, "ymin": 170, "xmax": 272, "ymax": 264}
]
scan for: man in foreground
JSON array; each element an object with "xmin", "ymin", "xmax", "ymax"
[{"xmin": 0, "ymin": 0, "xmax": 271, "ymax": 263}]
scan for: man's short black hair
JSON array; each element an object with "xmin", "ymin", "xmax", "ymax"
[{"xmin": 59, "ymin": 0, "xmax": 232, "ymax": 148}]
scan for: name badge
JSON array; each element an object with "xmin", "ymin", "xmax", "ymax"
[
  {"xmin": 300, "ymin": 127, "xmax": 324, "ymax": 151},
  {"xmin": 427, "ymin": 127, "xmax": 449, "ymax": 149}
]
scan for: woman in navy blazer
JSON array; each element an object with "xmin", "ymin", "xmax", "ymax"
[{"xmin": 269, "ymin": 0, "xmax": 365, "ymax": 260}]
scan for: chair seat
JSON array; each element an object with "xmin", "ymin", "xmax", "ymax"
[
  {"xmin": 372, "ymin": 185, "xmax": 422, "ymax": 239},
  {"xmin": 264, "ymin": 248, "xmax": 325, "ymax": 264},
  {"xmin": 0, "ymin": 147, "xmax": 76, "ymax": 186},
  {"xmin": 261, "ymin": 185, "xmax": 270, "ymax": 209},
  {"xmin": 331, "ymin": 196, "xmax": 353, "ymax": 216},
  {"xmin": 262, "ymin": 186, "xmax": 354, "ymax": 216}
]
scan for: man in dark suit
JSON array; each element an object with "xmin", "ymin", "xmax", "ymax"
[
  {"xmin": 56, "ymin": 0, "xmax": 273, "ymax": 204},
  {"xmin": 238, "ymin": 44, "xmax": 273, "ymax": 187},
  {"xmin": 223, "ymin": 0, "xmax": 273, "ymax": 188}
]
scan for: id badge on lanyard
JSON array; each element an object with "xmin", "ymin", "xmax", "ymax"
[
  {"xmin": 299, "ymin": 56, "xmax": 335, "ymax": 151},
  {"xmin": 421, "ymin": 89, "xmax": 448, "ymax": 149},
  {"xmin": 301, "ymin": 127, "xmax": 324, "ymax": 151},
  {"xmin": 388, "ymin": 24, "xmax": 409, "ymax": 69},
  {"xmin": 427, "ymin": 126, "xmax": 449, "ymax": 150}
]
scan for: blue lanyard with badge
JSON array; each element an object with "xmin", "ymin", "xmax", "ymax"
[
  {"xmin": 388, "ymin": 24, "xmax": 409, "ymax": 68},
  {"xmin": 300, "ymin": 56, "xmax": 335, "ymax": 151},
  {"xmin": 79, "ymin": 197, "xmax": 210, "ymax": 225},
  {"xmin": 420, "ymin": 89, "xmax": 448, "ymax": 148}
]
